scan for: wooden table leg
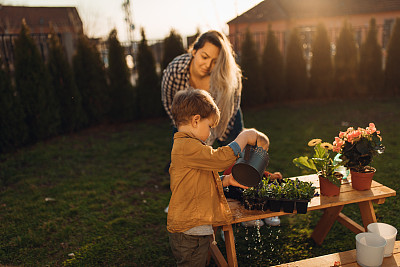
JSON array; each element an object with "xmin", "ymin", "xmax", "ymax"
[
  {"xmin": 358, "ymin": 200, "xmax": 377, "ymax": 231},
  {"xmin": 208, "ymin": 227, "xmax": 228, "ymax": 267},
  {"xmin": 311, "ymin": 205, "xmax": 344, "ymax": 245},
  {"xmin": 222, "ymin": 224, "xmax": 238, "ymax": 267},
  {"xmin": 337, "ymin": 212, "xmax": 365, "ymax": 234}
]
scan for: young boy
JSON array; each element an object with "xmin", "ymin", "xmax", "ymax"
[{"xmin": 167, "ymin": 88, "xmax": 270, "ymax": 266}]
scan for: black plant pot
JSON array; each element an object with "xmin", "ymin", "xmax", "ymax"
[
  {"xmin": 295, "ymin": 200, "xmax": 309, "ymax": 214},
  {"xmin": 254, "ymin": 199, "xmax": 264, "ymax": 210},
  {"xmin": 262, "ymin": 198, "xmax": 270, "ymax": 212},
  {"xmin": 242, "ymin": 197, "xmax": 254, "ymax": 210},
  {"xmin": 269, "ymin": 198, "xmax": 282, "ymax": 212},
  {"xmin": 281, "ymin": 199, "xmax": 295, "ymax": 213}
]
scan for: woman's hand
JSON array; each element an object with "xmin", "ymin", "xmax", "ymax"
[
  {"xmin": 270, "ymin": 172, "xmax": 283, "ymax": 180},
  {"xmin": 222, "ymin": 174, "xmax": 249, "ymax": 189}
]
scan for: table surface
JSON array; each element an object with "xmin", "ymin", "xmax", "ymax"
[
  {"xmin": 210, "ymin": 174, "xmax": 397, "ymax": 267},
  {"xmin": 273, "ymin": 240, "xmax": 400, "ymax": 267},
  {"xmin": 215, "ymin": 174, "xmax": 396, "ymax": 225}
]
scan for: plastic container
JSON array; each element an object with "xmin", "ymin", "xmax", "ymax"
[
  {"xmin": 356, "ymin": 232, "xmax": 386, "ymax": 267},
  {"xmin": 333, "ymin": 153, "xmax": 349, "ymax": 179},
  {"xmin": 367, "ymin": 222, "xmax": 398, "ymax": 257}
]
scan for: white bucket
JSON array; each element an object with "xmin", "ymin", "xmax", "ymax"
[
  {"xmin": 367, "ymin": 222, "xmax": 398, "ymax": 257},
  {"xmin": 356, "ymin": 232, "xmax": 386, "ymax": 267}
]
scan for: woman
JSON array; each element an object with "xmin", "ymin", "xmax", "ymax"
[
  {"xmin": 161, "ymin": 30, "xmax": 242, "ymax": 146},
  {"xmin": 161, "ymin": 30, "xmax": 280, "ymax": 227}
]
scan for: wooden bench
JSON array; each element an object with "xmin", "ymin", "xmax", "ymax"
[{"xmin": 273, "ymin": 240, "xmax": 400, "ymax": 266}]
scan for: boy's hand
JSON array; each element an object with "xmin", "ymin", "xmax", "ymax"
[
  {"xmin": 256, "ymin": 131, "xmax": 270, "ymax": 151},
  {"xmin": 234, "ymin": 128, "xmax": 270, "ymax": 151},
  {"xmin": 222, "ymin": 174, "xmax": 249, "ymax": 189}
]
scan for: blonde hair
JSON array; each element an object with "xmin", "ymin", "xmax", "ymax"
[
  {"xmin": 171, "ymin": 88, "xmax": 220, "ymax": 128},
  {"xmin": 190, "ymin": 30, "xmax": 242, "ymax": 143}
]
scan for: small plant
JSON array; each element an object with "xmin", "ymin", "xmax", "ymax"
[
  {"xmin": 295, "ymin": 178, "xmax": 317, "ymax": 201},
  {"xmin": 267, "ymin": 180, "xmax": 283, "ymax": 199},
  {"xmin": 293, "ymin": 139, "xmax": 343, "ymax": 187},
  {"xmin": 281, "ymin": 178, "xmax": 298, "ymax": 200},
  {"xmin": 332, "ymin": 123, "xmax": 385, "ymax": 173}
]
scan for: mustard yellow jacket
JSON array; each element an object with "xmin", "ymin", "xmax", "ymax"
[{"xmin": 167, "ymin": 132, "xmax": 239, "ymax": 233}]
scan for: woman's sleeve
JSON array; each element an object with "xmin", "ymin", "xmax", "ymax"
[{"xmin": 161, "ymin": 66, "xmax": 176, "ymax": 122}]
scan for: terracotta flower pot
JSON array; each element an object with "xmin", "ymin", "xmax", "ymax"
[
  {"xmin": 319, "ymin": 175, "xmax": 341, "ymax": 196},
  {"xmin": 350, "ymin": 167, "xmax": 376, "ymax": 190}
]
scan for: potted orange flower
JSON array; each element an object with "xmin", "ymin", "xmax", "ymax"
[{"xmin": 332, "ymin": 123, "xmax": 385, "ymax": 190}]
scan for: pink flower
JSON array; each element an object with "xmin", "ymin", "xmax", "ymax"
[
  {"xmin": 333, "ymin": 137, "xmax": 344, "ymax": 152},
  {"xmin": 339, "ymin": 131, "xmax": 346, "ymax": 138},
  {"xmin": 347, "ymin": 136, "xmax": 353, "ymax": 143},
  {"xmin": 366, "ymin": 122, "xmax": 377, "ymax": 135}
]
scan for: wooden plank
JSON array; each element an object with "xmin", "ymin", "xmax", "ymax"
[
  {"xmin": 273, "ymin": 241, "xmax": 400, "ymax": 267},
  {"xmin": 222, "ymin": 224, "xmax": 238, "ymax": 267},
  {"xmin": 358, "ymin": 201, "xmax": 377, "ymax": 230},
  {"xmin": 209, "ymin": 242, "xmax": 228, "ymax": 267},
  {"xmin": 311, "ymin": 205, "xmax": 344, "ymax": 245},
  {"xmin": 307, "ymin": 186, "xmax": 396, "ymax": 210},
  {"xmin": 208, "ymin": 227, "xmax": 228, "ymax": 267},
  {"xmin": 337, "ymin": 212, "xmax": 365, "ymax": 234},
  {"xmin": 374, "ymin": 198, "xmax": 386, "ymax": 204},
  {"xmin": 290, "ymin": 174, "xmax": 384, "ymax": 190}
]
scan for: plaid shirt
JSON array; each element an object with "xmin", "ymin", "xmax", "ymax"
[{"xmin": 161, "ymin": 53, "xmax": 241, "ymax": 142}]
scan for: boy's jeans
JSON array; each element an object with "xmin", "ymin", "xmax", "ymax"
[{"xmin": 168, "ymin": 232, "xmax": 212, "ymax": 267}]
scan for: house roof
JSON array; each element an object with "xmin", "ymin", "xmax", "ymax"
[
  {"xmin": 0, "ymin": 5, "xmax": 83, "ymax": 34},
  {"xmin": 228, "ymin": 0, "xmax": 400, "ymax": 24}
]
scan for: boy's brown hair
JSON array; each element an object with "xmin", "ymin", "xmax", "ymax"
[{"xmin": 172, "ymin": 88, "xmax": 220, "ymax": 128}]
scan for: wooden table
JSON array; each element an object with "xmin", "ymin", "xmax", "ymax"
[
  {"xmin": 273, "ymin": 240, "xmax": 400, "ymax": 267},
  {"xmin": 210, "ymin": 174, "xmax": 397, "ymax": 267}
]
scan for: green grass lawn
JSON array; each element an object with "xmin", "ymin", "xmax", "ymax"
[{"xmin": 0, "ymin": 97, "xmax": 399, "ymax": 266}]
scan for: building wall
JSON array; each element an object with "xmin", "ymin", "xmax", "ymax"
[
  {"xmin": 0, "ymin": 6, "xmax": 83, "ymax": 65},
  {"xmin": 228, "ymin": 11, "xmax": 399, "ymax": 57}
]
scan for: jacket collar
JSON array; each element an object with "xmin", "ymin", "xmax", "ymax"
[{"xmin": 174, "ymin": 131, "xmax": 206, "ymax": 145}]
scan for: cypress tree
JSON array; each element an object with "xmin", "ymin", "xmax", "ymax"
[
  {"xmin": 310, "ymin": 23, "xmax": 333, "ymax": 98},
  {"xmin": 107, "ymin": 29, "xmax": 135, "ymax": 122},
  {"xmin": 240, "ymin": 29, "xmax": 263, "ymax": 108},
  {"xmin": 334, "ymin": 20, "xmax": 359, "ymax": 97},
  {"xmin": 285, "ymin": 28, "xmax": 308, "ymax": 100},
  {"xmin": 0, "ymin": 62, "xmax": 28, "ymax": 153},
  {"xmin": 48, "ymin": 29, "xmax": 86, "ymax": 132},
  {"xmin": 14, "ymin": 21, "xmax": 60, "ymax": 141},
  {"xmin": 384, "ymin": 18, "xmax": 400, "ymax": 96},
  {"xmin": 359, "ymin": 18, "xmax": 383, "ymax": 97},
  {"xmin": 73, "ymin": 34, "xmax": 109, "ymax": 125},
  {"xmin": 136, "ymin": 28, "xmax": 162, "ymax": 118},
  {"xmin": 162, "ymin": 29, "xmax": 185, "ymax": 70},
  {"xmin": 260, "ymin": 26, "xmax": 285, "ymax": 102}
]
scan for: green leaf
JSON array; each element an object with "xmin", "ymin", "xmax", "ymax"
[
  {"xmin": 293, "ymin": 156, "xmax": 317, "ymax": 172},
  {"xmin": 314, "ymin": 143, "xmax": 329, "ymax": 159}
]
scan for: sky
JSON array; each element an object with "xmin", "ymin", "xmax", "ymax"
[{"xmin": 4, "ymin": 0, "xmax": 263, "ymax": 42}]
